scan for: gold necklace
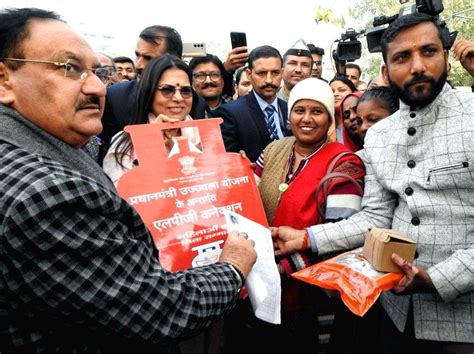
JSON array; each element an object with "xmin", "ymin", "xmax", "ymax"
[
  {"xmin": 294, "ymin": 147, "xmax": 309, "ymax": 158},
  {"xmin": 294, "ymin": 140, "xmax": 326, "ymax": 158}
]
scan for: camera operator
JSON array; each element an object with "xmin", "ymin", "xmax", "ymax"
[{"xmin": 345, "ymin": 62, "xmax": 362, "ymax": 86}]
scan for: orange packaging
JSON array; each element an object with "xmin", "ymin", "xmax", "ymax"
[
  {"xmin": 292, "ymin": 247, "xmax": 403, "ymax": 316},
  {"xmin": 117, "ymin": 118, "xmax": 268, "ymax": 271}
]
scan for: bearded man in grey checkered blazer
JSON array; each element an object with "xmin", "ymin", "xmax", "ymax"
[
  {"xmin": 0, "ymin": 8, "xmax": 256, "ymax": 353},
  {"xmin": 273, "ymin": 13, "xmax": 473, "ymax": 353}
]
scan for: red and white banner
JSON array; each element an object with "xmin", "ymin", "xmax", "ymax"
[{"xmin": 117, "ymin": 118, "xmax": 268, "ymax": 271}]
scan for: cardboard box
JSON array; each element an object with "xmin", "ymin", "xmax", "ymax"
[{"xmin": 363, "ymin": 228, "xmax": 416, "ymax": 273}]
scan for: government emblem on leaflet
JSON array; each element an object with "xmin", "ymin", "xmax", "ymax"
[{"xmin": 178, "ymin": 155, "xmax": 197, "ymax": 175}]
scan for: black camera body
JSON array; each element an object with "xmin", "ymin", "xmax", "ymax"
[
  {"xmin": 335, "ymin": 29, "xmax": 362, "ymax": 62},
  {"xmin": 416, "ymin": 0, "xmax": 444, "ymax": 16},
  {"xmin": 366, "ymin": 0, "xmax": 457, "ymax": 53},
  {"xmin": 331, "ymin": 0, "xmax": 456, "ymax": 76},
  {"xmin": 332, "ymin": 28, "xmax": 364, "ymax": 75}
]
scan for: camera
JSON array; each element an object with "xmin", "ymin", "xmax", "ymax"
[
  {"xmin": 366, "ymin": 0, "xmax": 456, "ymax": 53},
  {"xmin": 182, "ymin": 43, "xmax": 206, "ymax": 58},
  {"xmin": 335, "ymin": 29, "xmax": 362, "ymax": 62},
  {"xmin": 332, "ymin": 28, "xmax": 364, "ymax": 75},
  {"xmin": 331, "ymin": 0, "xmax": 456, "ymax": 76},
  {"xmin": 372, "ymin": 0, "xmax": 444, "ymax": 28}
]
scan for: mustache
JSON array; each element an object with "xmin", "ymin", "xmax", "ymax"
[
  {"xmin": 260, "ymin": 83, "xmax": 279, "ymax": 90},
  {"xmin": 76, "ymin": 96, "xmax": 101, "ymax": 109},
  {"xmin": 404, "ymin": 74, "xmax": 435, "ymax": 88},
  {"xmin": 201, "ymin": 82, "xmax": 219, "ymax": 89}
]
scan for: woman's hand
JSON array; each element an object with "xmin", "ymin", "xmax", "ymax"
[
  {"xmin": 152, "ymin": 113, "xmax": 183, "ymax": 124},
  {"xmin": 271, "ymin": 226, "xmax": 307, "ymax": 256},
  {"xmin": 152, "ymin": 114, "xmax": 183, "ymax": 140},
  {"xmin": 239, "ymin": 150, "xmax": 256, "ymax": 171}
]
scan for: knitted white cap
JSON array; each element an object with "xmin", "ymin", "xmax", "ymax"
[{"xmin": 287, "ymin": 77, "xmax": 335, "ymax": 122}]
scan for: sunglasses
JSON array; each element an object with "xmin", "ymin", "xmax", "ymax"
[{"xmin": 156, "ymin": 85, "xmax": 193, "ymax": 99}]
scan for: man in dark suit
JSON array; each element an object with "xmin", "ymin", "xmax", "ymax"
[
  {"xmin": 213, "ymin": 46, "xmax": 290, "ymax": 162},
  {"xmin": 99, "ymin": 25, "xmax": 187, "ymax": 148}
]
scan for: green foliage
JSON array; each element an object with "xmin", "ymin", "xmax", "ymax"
[
  {"xmin": 366, "ymin": 55, "xmax": 382, "ymax": 78},
  {"xmin": 349, "ymin": 0, "xmax": 404, "ymax": 26},
  {"xmin": 442, "ymin": 0, "xmax": 474, "ymax": 86},
  {"xmin": 314, "ymin": 6, "xmax": 346, "ymax": 27},
  {"xmin": 449, "ymin": 62, "xmax": 473, "ymax": 87},
  {"xmin": 349, "ymin": 0, "xmax": 474, "ymax": 86}
]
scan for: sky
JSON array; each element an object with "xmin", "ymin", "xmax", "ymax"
[{"xmin": 3, "ymin": 0, "xmax": 360, "ymax": 74}]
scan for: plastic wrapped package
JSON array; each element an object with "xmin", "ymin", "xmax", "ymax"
[{"xmin": 292, "ymin": 247, "xmax": 403, "ymax": 316}]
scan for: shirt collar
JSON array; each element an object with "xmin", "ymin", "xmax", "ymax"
[{"xmin": 253, "ymin": 91, "xmax": 279, "ymax": 113}]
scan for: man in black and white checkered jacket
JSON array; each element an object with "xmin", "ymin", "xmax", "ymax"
[{"xmin": 0, "ymin": 8, "xmax": 256, "ymax": 353}]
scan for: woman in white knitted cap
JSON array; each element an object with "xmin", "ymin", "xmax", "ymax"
[{"xmin": 253, "ymin": 77, "xmax": 366, "ymax": 353}]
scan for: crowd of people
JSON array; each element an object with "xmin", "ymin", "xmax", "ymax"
[{"xmin": 0, "ymin": 6, "xmax": 473, "ymax": 354}]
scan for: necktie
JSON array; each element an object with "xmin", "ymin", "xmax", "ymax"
[{"xmin": 264, "ymin": 105, "xmax": 278, "ymax": 141}]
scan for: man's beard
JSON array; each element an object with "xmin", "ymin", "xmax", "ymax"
[{"xmin": 389, "ymin": 68, "xmax": 447, "ymax": 109}]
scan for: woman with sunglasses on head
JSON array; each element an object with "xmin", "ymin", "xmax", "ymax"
[{"xmin": 103, "ymin": 54, "xmax": 201, "ymax": 185}]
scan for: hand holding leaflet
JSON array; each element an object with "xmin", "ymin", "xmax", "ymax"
[{"xmin": 224, "ymin": 210, "xmax": 281, "ymax": 324}]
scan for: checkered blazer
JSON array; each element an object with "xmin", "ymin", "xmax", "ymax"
[
  {"xmin": 310, "ymin": 84, "xmax": 473, "ymax": 343},
  {"xmin": 0, "ymin": 140, "xmax": 240, "ymax": 352}
]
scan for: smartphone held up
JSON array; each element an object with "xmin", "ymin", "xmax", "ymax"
[
  {"xmin": 230, "ymin": 32, "xmax": 247, "ymax": 50},
  {"xmin": 182, "ymin": 42, "xmax": 207, "ymax": 58}
]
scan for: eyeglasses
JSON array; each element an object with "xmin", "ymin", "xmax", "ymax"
[
  {"xmin": 193, "ymin": 71, "xmax": 221, "ymax": 83},
  {"xmin": 0, "ymin": 58, "xmax": 110, "ymax": 83},
  {"xmin": 98, "ymin": 65, "xmax": 117, "ymax": 84},
  {"xmin": 100, "ymin": 65, "xmax": 117, "ymax": 75},
  {"xmin": 156, "ymin": 85, "xmax": 193, "ymax": 98}
]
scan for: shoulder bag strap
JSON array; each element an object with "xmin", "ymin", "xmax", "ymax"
[{"xmin": 316, "ymin": 151, "xmax": 364, "ymax": 222}]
